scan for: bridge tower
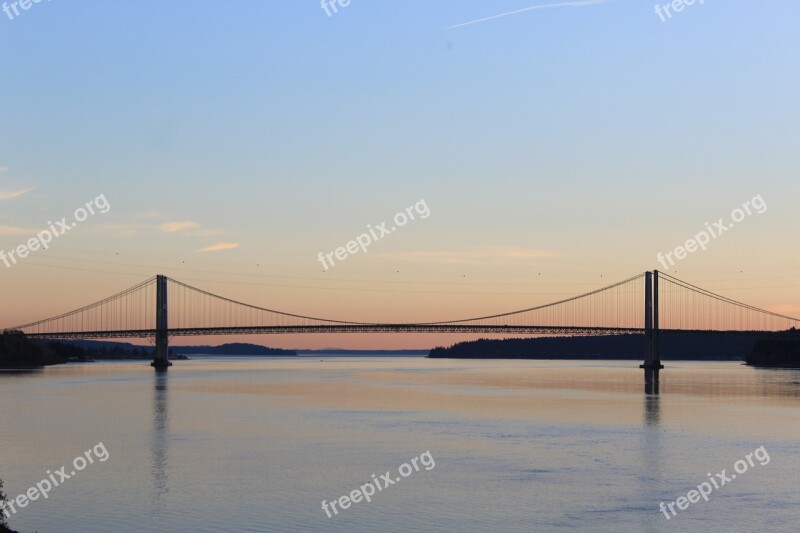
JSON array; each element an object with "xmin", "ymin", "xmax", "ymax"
[
  {"xmin": 640, "ymin": 270, "xmax": 663, "ymax": 392},
  {"xmin": 151, "ymin": 274, "xmax": 172, "ymax": 370}
]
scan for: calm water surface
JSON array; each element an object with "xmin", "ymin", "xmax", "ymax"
[{"xmin": 2, "ymin": 357, "xmax": 799, "ymax": 532}]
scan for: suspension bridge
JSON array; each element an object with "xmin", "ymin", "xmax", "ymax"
[{"xmin": 8, "ymin": 272, "xmax": 799, "ymax": 382}]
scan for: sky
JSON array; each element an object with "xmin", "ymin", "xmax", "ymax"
[{"xmin": 1, "ymin": 0, "xmax": 799, "ymax": 349}]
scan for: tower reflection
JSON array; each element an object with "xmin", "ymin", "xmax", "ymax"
[
  {"xmin": 643, "ymin": 391, "xmax": 661, "ymax": 427},
  {"xmin": 151, "ymin": 369, "xmax": 170, "ymax": 512}
]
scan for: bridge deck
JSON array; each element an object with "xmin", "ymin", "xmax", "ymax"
[{"xmin": 21, "ymin": 325, "xmax": 792, "ymax": 340}]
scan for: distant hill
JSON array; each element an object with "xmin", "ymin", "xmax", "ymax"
[
  {"xmin": 172, "ymin": 343, "xmax": 295, "ymax": 356},
  {"xmin": 297, "ymin": 349, "xmax": 428, "ymax": 356},
  {"xmin": 55, "ymin": 340, "xmax": 296, "ymax": 358},
  {"xmin": 429, "ymin": 333, "xmax": 773, "ymax": 361}
]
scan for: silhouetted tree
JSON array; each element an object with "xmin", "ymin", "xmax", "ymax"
[
  {"xmin": 0, "ymin": 331, "xmax": 65, "ymax": 367},
  {"xmin": 0, "ymin": 477, "xmax": 6, "ymax": 525},
  {"xmin": 0, "ymin": 477, "xmax": 16, "ymax": 532}
]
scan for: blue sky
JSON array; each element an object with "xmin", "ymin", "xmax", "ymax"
[{"xmin": 1, "ymin": 0, "xmax": 799, "ymax": 347}]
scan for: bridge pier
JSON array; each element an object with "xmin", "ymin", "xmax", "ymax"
[
  {"xmin": 640, "ymin": 271, "xmax": 663, "ymax": 393},
  {"xmin": 151, "ymin": 275, "xmax": 172, "ymax": 370}
]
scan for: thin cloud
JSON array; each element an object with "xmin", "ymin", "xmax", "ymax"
[
  {"xmin": 197, "ymin": 242, "xmax": 240, "ymax": 253},
  {"xmin": 0, "ymin": 167, "xmax": 8, "ymax": 173},
  {"xmin": 448, "ymin": 0, "xmax": 611, "ymax": 29},
  {"xmin": 194, "ymin": 229, "xmax": 229, "ymax": 237},
  {"xmin": 0, "ymin": 225, "xmax": 37, "ymax": 236},
  {"xmin": 139, "ymin": 210, "xmax": 161, "ymax": 219},
  {"xmin": 160, "ymin": 221, "xmax": 200, "ymax": 232},
  {"xmin": 98, "ymin": 223, "xmax": 149, "ymax": 237},
  {"xmin": 379, "ymin": 247, "xmax": 558, "ymax": 264},
  {"xmin": 0, "ymin": 188, "xmax": 33, "ymax": 201},
  {"xmin": 99, "ymin": 220, "xmax": 225, "ymax": 237}
]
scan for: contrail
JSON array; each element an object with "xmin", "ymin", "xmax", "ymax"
[{"xmin": 448, "ymin": 0, "xmax": 611, "ymax": 29}]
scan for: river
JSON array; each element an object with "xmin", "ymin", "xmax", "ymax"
[{"xmin": 1, "ymin": 357, "xmax": 798, "ymax": 532}]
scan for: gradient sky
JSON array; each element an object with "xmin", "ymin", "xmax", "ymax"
[{"xmin": 1, "ymin": 0, "xmax": 799, "ymax": 349}]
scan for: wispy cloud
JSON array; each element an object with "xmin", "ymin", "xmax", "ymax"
[
  {"xmin": 197, "ymin": 242, "xmax": 240, "ymax": 253},
  {"xmin": 160, "ymin": 221, "xmax": 201, "ymax": 232},
  {"xmin": 0, "ymin": 167, "xmax": 8, "ymax": 173},
  {"xmin": 0, "ymin": 225, "xmax": 36, "ymax": 236},
  {"xmin": 378, "ymin": 247, "xmax": 558, "ymax": 264},
  {"xmin": 98, "ymin": 219, "xmax": 226, "ymax": 237},
  {"xmin": 139, "ymin": 210, "xmax": 161, "ymax": 219},
  {"xmin": 194, "ymin": 229, "xmax": 229, "ymax": 237},
  {"xmin": 0, "ymin": 188, "xmax": 33, "ymax": 201},
  {"xmin": 448, "ymin": 0, "xmax": 610, "ymax": 29},
  {"xmin": 99, "ymin": 223, "xmax": 149, "ymax": 237}
]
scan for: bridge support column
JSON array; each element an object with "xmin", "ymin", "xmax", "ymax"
[
  {"xmin": 152, "ymin": 275, "xmax": 172, "ymax": 370},
  {"xmin": 640, "ymin": 271, "xmax": 663, "ymax": 393}
]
